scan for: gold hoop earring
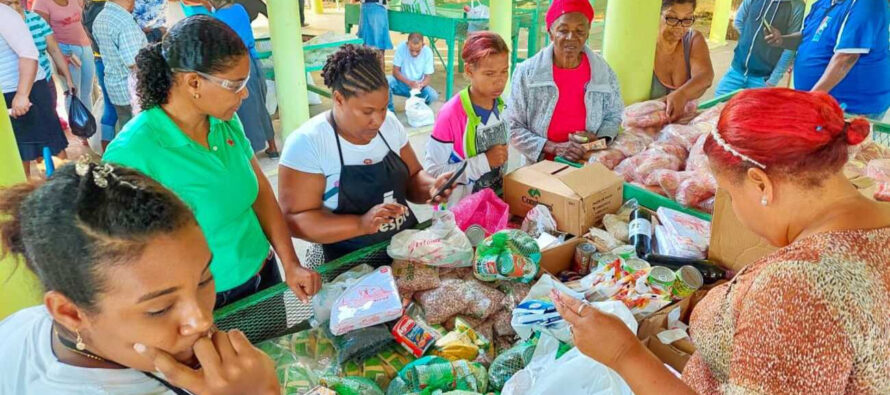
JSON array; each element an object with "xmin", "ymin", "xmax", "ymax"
[{"xmin": 75, "ymin": 330, "xmax": 86, "ymax": 351}]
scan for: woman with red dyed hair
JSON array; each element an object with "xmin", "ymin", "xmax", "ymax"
[
  {"xmin": 553, "ymin": 89, "xmax": 890, "ymax": 394},
  {"xmin": 424, "ymin": 31, "xmax": 510, "ymax": 205}
]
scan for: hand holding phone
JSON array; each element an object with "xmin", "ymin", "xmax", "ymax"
[{"xmin": 430, "ymin": 161, "xmax": 468, "ymax": 202}]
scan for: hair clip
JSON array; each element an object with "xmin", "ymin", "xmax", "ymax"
[
  {"xmin": 710, "ymin": 128, "xmax": 767, "ymax": 169},
  {"xmin": 75, "ymin": 155, "xmax": 92, "ymax": 177},
  {"xmin": 816, "ymin": 125, "xmax": 824, "ymax": 132}
]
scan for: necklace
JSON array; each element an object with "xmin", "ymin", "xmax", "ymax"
[{"xmin": 53, "ymin": 327, "xmax": 121, "ymax": 366}]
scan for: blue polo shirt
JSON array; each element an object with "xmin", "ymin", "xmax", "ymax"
[{"xmin": 793, "ymin": 0, "xmax": 890, "ymax": 115}]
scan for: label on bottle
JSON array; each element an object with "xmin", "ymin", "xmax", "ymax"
[{"xmin": 628, "ymin": 218, "xmax": 652, "ymax": 238}]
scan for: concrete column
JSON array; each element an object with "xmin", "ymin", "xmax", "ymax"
[
  {"xmin": 602, "ymin": 0, "xmax": 660, "ymax": 104},
  {"xmin": 268, "ymin": 0, "xmax": 311, "ymax": 137},
  {"xmin": 489, "ymin": 0, "xmax": 513, "ymax": 97},
  {"xmin": 709, "ymin": 0, "xmax": 733, "ymax": 44},
  {"xmin": 0, "ymin": 96, "xmax": 42, "ymax": 320}
]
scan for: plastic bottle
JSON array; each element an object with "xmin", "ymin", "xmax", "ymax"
[{"xmin": 628, "ymin": 208, "xmax": 653, "ymax": 258}]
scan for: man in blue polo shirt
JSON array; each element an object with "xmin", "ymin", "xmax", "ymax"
[{"xmin": 766, "ymin": 0, "xmax": 890, "ymax": 120}]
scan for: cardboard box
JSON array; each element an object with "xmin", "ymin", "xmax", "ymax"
[
  {"xmin": 707, "ymin": 190, "xmax": 777, "ymax": 272},
  {"xmin": 637, "ymin": 289, "xmax": 709, "ymax": 373},
  {"xmin": 538, "ymin": 236, "xmax": 583, "ymax": 276},
  {"xmin": 504, "ymin": 161, "xmax": 623, "ymax": 236}
]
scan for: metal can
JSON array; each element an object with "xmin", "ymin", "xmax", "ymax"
[
  {"xmin": 672, "ymin": 265, "xmax": 704, "ymax": 299},
  {"xmin": 572, "ymin": 241, "xmax": 597, "ymax": 275},
  {"xmin": 622, "ymin": 258, "xmax": 651, "ymax": 274},
  {"xmin": 596, "ymin": 253, "xmax": 622, "ymax": 271},
  {"xmin": 647, "ymin": 266, "xmax": 676, "ymax": 292},
  {"xmin": 612, "ymin": 245, "xmax": 635, "ymax": 260},
  {"xmin": 465, "ymin": 225, "xmax": 486, "ymax": 247}
]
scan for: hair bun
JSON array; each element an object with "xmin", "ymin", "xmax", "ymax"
[{"xmin": 845, "ymin": 118, "xmax": 870, "ymax": 146}]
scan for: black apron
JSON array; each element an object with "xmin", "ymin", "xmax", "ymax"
[{"xmin": 322, "ymin": 114, "xmax": 418, "ymax": 261}]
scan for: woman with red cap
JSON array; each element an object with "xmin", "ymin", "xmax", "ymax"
[
  {"xmin": 507, "ymin": 0, "xmax": 623, "ymax": 164},
  {"xmin": 553, "ymin": 89, "xmax": 890, "ymax": 394},
  {"xmin": 652, "ymin": 0, "xmax": 714, "ymax": 121}
]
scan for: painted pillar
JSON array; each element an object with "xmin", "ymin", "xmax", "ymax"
[
  {"xmin": 313, "ymin": 0, "xmax": 324, "ymax": 15},
  {"xmin": 489, "ymin": 0, "xmax": 513, "ymax": 97},
  {"xmin": 0, "ymin": 96, "xmax": 42, "ymax": 320},
  {"xmin": 805, "ymin": 0, "xmax": 816, "ymax": 15},
  {"xmin": 268, "ymin": 0, "xmax": 311, "ymax": 137},
  {"xmin": 602, "ymin": 0, "xmax": 660, "ymax": 104},
  {"xmin": 709, "ymin": 0, "xmax": 733, "ymax": 44}
]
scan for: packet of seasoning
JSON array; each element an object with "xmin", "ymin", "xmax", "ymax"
[{"xmin": 391, "ymin": 315, "xmax": 439, "ymax": 357}]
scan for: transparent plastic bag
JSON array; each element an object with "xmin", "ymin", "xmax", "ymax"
[
  {"xmin": 406, "ymin": 93, "xmax": 435, "ymax": 127},
  {"xmin": 318, "ymin": 375, "xmax": 384, "ymax": 395},
  {"xmin": 312, "ymin": 265, "xmax": 375, "ymax": 326},
  {"xmin": 690, "ymin": 103, "xmax": 725, "ymax": 127},
  {"xmin": 675, "ymin": 172, "xmax": 717, "ymax": 208},
  {"xmin": 602, "ymin": 214, "xmax": 629, "ymax": 243},
  {"xmin": 488, "ymin": 341, "xmax": 536, "ymax": 391},
  {"xmin": 635, "ymin": 149, "xmax": 684, "ymax": 185},
  {"xmin": 330, "ymin": 266, "xmax": 402, "ymax": 335},
  {"xmin": 328, "ymin": 324, "xmax": 396, "ymax": 366},
  {"xmin": 650, "ymin": 140, "xmax": 690, "ymax": 162},
  {"xmin": 658, "ymin": 124, "xmax": 706, "ymax": 150},
  {"xmin": 415, "ymin": 278, "xmax": 471, "ymax": 324},
  {"xmin": 612, "ymin": 130, "xmax": 653, "ymax": 157},
  {"xmin": 388, "ymin": 210, "xmax": 474, "ymax": 268},
  {"xmin": 392, "ymin": 260, "xmax": 441, "ymax": 292},
  {"xmin": 463, "ymin": 280, "xmax": 506, "ymax": 320},
  {"xmin": 450, "ymin": 188, "xmax": 510, "ymax": 236},
  {"xmin": 686, "ymin": 134, "xmax": 710, "ymax": 173},
  {"xmin": 876, "ymin": 182, "xmax": 890, "ymax": 202},
  {"xmin": 521, "ymin": 204, "xmax": 557, "ymax": 239},
  {"xmin": 866, "ymin": 159, "xmax": 890, "ymax": 182},
  {"xmin": 587, "ymin": 148, "xmax": 627, "ymax": 170},
  {"xmin": 474, "ymin": 230, "xmax": 541, "ymax": 283},
  {"xmin": 623, "ymin": 100, "xmax": 669, "ymax": 129}
]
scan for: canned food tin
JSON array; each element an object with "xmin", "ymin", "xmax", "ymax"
[
  {"xmin": 612, "ymin": 245, "xmax": 635, "ymax": 260},
  {"xmin": 596, "ymin": 253, "xmax": 622, "ymax": 270},
  {"xmin": 572, "ymin": 241, "xmax": 597, "ymax": 275},
  {"xmin": 465, "ymin": 225, "xmax": 486, "ymax": 247},
  {"xmin": 622, "ymin": 258, "xmax": 651, "ymax": 274},
  {"xmin": 672, "ymin": 265, "xmax": 703, "ymax": 299},
  {"xmin": 647, "ymin": 266, "xmax": 676, "ymax": 292}
]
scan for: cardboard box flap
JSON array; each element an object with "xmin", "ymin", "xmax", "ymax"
[
  {"xmin": 557, "ymin": 163, "xmax": 622, "ymax": 199},
  {"xmin": 523, "ymin": 163, "xmax": 579, "ymax": 198}
]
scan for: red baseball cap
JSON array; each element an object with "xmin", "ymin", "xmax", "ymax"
[{"xmin": 546, "ymin": 0, "xmax": 595, "ymax": 30}]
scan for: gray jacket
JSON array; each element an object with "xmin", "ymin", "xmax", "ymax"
[{"xmin": 507, "ymin": 44, "xmax": 624, "ymax": 162}]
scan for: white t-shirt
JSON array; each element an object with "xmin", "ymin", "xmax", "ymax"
[
  {"xmin": 393, "ymin": 41, "xmax": 434, "ymax": 82},
  {"xmin": 280, "ymin": 111, "xmax": 409, "ymax": 210},
  {"xmin": 0, "ymin": 306, "xmax": 175, "ymax": 394}
]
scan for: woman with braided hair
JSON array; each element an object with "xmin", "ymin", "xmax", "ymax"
[{"xmin": 278, "ymin": 44, "xmax": 455, "ymax": 265}]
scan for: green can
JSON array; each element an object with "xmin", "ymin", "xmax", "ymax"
[
  {"xmin": 647, "ymin": 266, "xmax": 676, "ymax": 292},
  {"xmin": 596, "ymin": 253, "xmax": 622, "ymax": 270},
  {"xmin": 622, "ymin": 258, "xmax": 650, "ymax": 274},
  {"xmin": 671, "ymin": 265, "xmax": 703, "ymax": 299},
  {"xmin": 612, "ymin": 245, "xmax": 635, "ymax": 260}
]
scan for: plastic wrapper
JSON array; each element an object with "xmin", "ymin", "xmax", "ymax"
[
  {"xmin": 521, "ymin": 204, "xmax": 558, "ymax": 239},
  {"xmin": 655, "ymin": 225, "xmax": 705, "ymax": 259},
  {"xmin": 658, "ymin": 124, "xmax": 706, "ymax": 150},
  {"xmin": 330, "ymin": 266, "xmax": 402, "ymax": 336},
  {"xmin": 686, "ymin": 134, "xmax": 710, "ymax": 173},
  {"xmin": 876, "ymin": 182, "xmax": 890, "ymax": 202},
  {"xmin": 650, "ymin": 169, "xmax": 682, "ymax": 199},
  {"xmin": 853, "ymin": 141, "xmax": 890, "ymax": 162},
  {"xmin": 464, "ymin": 280, "xmax": 506, "ymax": 320},
  {"xmin": 492, "ymin": 309, "xmax": 516, "ymax": 337},
  {"xmin": 602, "ymin": 214, "xmax": 629, "ymax": 243},
  {"xmin": 649, "ymin": 141, "xmax": 689, "ymax": 162},
  {"xmin": 587, "ymin": 148, "xmax": 627, "ymax": 170},
  {"xmin": 257, "ymin": 334, "xmax": 328, "ymax": 394},
  {"xmin": 392, "ymin": 260, "xmax": 440, "ymax": 292},
  {"xmin": 612, "ymin": 130, "xmax": 654, "ymax": 157},
  {"xmin": 636, "ymin": 149, "xmax": 684, "ymax": 185},
  {"xmin": 657, "ymin": 206, "xmax": 710, "ymax": 252},
  {"xmin": 388, "ymin": 210, "xmax": 473, "ymax": 268},
  {"xmin": 450, "ymin": 188, "xmax": 510, "ymax": 236},
  {"xmin": 312, "ymin": 265, "xmax": 375, "ymax": 326},
  {"xmin": 866, "ymin": 159, "xmax": 890, "ymax": 182},
  {"xmin": 690, "ymin": 103, "xmax": 725, "ymax": 127},
  {"xmin": 580, "ymin": 260, "xmax": 673, "ymax": 320},
  {"xmin": 624, "ymin": 100, "xmax": 666, "ymax": 117},
  {"xmin": 434, "ymin": 317, "xmax": 492, "ymax": 361},
  {"xmin": 391, "ymin": 314, "xmax": 439, "ymax": 357},
  {"xmin": 697, "ymin": 197, "xmax": 716, "ymax": 214},
  {"xmin": 586, "ymin": 228, "xmax": 623, "ymax": 252},
  {"xmin": 675, "ymin": 172, "xmax": 717, "ymax": 208},
  {"xmin": 614, "ymin": 155, "xmax": 643, "ymax": 182},
  {"xmin": 474, "ymin": 230, "xmax": 541, "ymax": 283},
  {"xmin": 318, "ymin": 375, "xmax": 384, "ymax": 395},
  {"xmin": 415, "ymin": 278, "xmax": 471, "ymax": 325},
  {"xmin": 623, "ymin": 103, "xmax": 670, "ymax": 129},
  {"xmin": 499, "ymin": 282, "xmax": 532, "ymax": 310},
  {"xmin": 396, "ymin": 356, "xmax": 489, "ymax": 393},
  {"xmin": 488, "ymin": 341, "xmax": 536, "ymax": 391},
  {"xmin": 328, "ymin": 324, "xmax": 396, "ymax": 365}
]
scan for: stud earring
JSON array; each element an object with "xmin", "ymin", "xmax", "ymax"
[
  {"xmin": 761, "ymin": 197, "xmax": 768, "ymax": 206},
  {"xmin": 75, "ymin": 330, "xmax": 86, "ymax": 350},
  {"xmin": 193, "ymin": 93, "xmax": 200, "ymax": 99}
]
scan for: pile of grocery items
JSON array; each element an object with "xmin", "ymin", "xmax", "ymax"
[
  {"xmin": 256, "ymin": 185, "xmax": 727, "ymax": 394},
  {"xmin": 844, "ymin": 141, "xmax": 890, "ymax": 201}
]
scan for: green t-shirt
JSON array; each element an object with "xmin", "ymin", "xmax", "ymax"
[{"xmin": 103, "ymin": 107, "xmax": 270, "ymax": 292}]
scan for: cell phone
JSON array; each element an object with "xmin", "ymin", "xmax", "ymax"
[
  {"xmin": 761, "ymin": 16, "xmax": 772, "ymax": 31},
  {"xmin": 431, "ymin": 161, "xmax": 468, "ymax": 200}
]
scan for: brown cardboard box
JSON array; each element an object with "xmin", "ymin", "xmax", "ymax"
[
  {"xmin": 504, "ymin": 161, "xmax": 623, "ymax": 236},
  {"xmin": 707, "ymin": 190, "xmax": 778, "ymax": 272},
  {"xmin": 538, "ymin": 236, "xmax": 583, "ymax": 276},
  {"xmin": 637, "ymin": 289, "xmax": 709, "ymax": 372}
]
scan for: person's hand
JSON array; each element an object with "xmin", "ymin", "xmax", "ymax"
[
  {"xmin": 545, "ymin": 140, "xmax": 585, "ymax": 162},
  {"xmin": 134, "ymin": 330, "xmax": 280, "ymax": 395},
  {"xmin": 427, "ymin": 171, "xmax": 455, "ymax": 204},
  {"xmin": 552, "ymin": 290, "xmax": 641, "ymax": 370},
  {"xmin": 360, "ymin": 203, "xmax": 407, "ymax": 235},
  {"xmin": 665, "ymin": 90, "xmax": 689, "ymax": 122},
  {"xmin": 67, "ymin": 55, "xmax": 82, "ymax": 68},
  {"xmin": 409, "ymin": 81, "xmax": 421, "ymax": 90},
  {"xmin": 764, "ymin": 25, "xmax": 784, "ymax": 47},
  {"xmin": 283, "ymin": 264, "xmax": 321, "ymax": 304},
  {"xmin": 65, "ymin": 80, "xmax": 76, "ymax": 96},
  {"xmin": 485, "ymin": 144, "xmax": 508, "ymax": 168},
  {"xmin": 10, "ymin": 93, "xmax": 32, "ymax": 118}
]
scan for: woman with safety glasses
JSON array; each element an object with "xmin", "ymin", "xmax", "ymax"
[
  {"xmin": 651, "ymin": 0, "xmax": 714, "ymax": 122},
  {"xmin": 103, "ymin": 16, "xmax": 321, "ymax": 309}
]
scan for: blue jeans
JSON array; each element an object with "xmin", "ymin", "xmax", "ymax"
[
  {"xmin": 58, "ymin": 43, "xmax": 95, "ymax": 113},
  {"xmin": 215, "ymin": 254, "xmax": 283, "ymax": 308},
  {"xmin": 94, "ymin": 57, "xmax": 118, "ymax": 141},
  {"xmin": 715, "ymin": 66, "xmax": 769, "ymax": 97},
  {"xmin": 387, "ymin": 75, "xmax": 438, "ymax": 112}
]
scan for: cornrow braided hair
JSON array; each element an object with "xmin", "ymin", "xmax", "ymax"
[{"xmin": 321, "ymin": 44, "xmax": 389, "ymax": 98}]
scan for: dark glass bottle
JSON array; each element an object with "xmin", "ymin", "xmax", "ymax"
[
  {"xmin": 644, "ymin": 254, "xmax": 730, "ymax": 284},
  {"xmin": 628, "ymin": 208, "xmax": 653, "ymax": 259}
]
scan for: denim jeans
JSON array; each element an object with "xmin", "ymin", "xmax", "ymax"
[
  {"xmin": 57, "ymin": 43, "xmax": 95, "ymax": 112},
  {"xmin": 387, "ymin": 75, "xmax": 438, "ymax": 112},
  {"xmin": 714, "ymin": 66, "xmax": 769, "ymax": 97},
  {"xmin": 215, "ymin": 254, "xmax": 283, "ymax": 309},
  {"xmin": 94, "ymin": 57, "xmax": 118, "ymax": 141}
]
